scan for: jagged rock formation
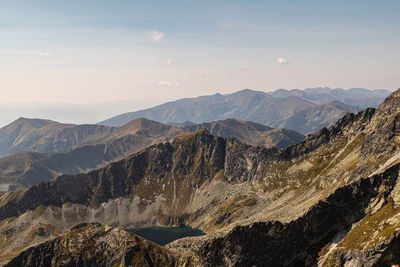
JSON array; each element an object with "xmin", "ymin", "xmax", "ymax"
[
  {"xmin": 0, "ymin": 118, "xmax": 303, "ymax": 189},
  {"xmin": 0, "ymin": 89, "xmax": 399, "ymax": 266},
  {"xmin": 99, "ymin": 87, "xmax": 389, "ymax": 134},
  {"xmin": 4, "ymin": 223, "xmax": 190, "ymax": 267}
]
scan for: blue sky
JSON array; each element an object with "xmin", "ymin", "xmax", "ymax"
[{"xmin": 0, "ymin": 0, "xmax": 399, "ymax": 106}]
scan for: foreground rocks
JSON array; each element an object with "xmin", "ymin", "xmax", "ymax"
[{"xmin": 5, "ymin": 223, "xmax": 193, "ymax": 267}]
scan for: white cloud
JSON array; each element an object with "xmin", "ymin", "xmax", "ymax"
[
  {"xmin": 161, "ymin": 58, "xmax": 176, "ymax": 65},
  {"xmin": 158, "ymin": 81, "xmax": 180, "ymax": 87},
  {"xmin": 32, "ymin": 51, "xmax": 52, "ymax": 57},
  {"xmin": 147, "ymin": 30, "xmax": 165, "ymax": 42},
  {"xmin": 276, "ymin": 57, "xmax": 289, "ymax": 64}
]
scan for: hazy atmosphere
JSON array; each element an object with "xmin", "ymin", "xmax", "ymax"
[
  {"xmin": 0, "ymin": 1, "xmax": 399, "ymax": 125},
  {"xmin": 1, "ymin": 1, "xmax": 400, "ymax": 265}
]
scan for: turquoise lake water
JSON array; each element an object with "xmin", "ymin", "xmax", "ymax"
[{"xmin": 126, "ymin": 225, "xmax": 205, "ymax": 246}]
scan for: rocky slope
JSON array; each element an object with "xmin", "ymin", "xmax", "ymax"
[
  {"xmin": 0, "ymin": 118, "xmax": 303, "ymax": 190},
  {"xmin": 0, "ymin": 89, "xmax": 398, "ymax": 266},
  {"xmin": 99, "ymin": 87, "xmax": 389, "ymax": 134},
  {"xmin": 4, "ymin": 222, "xmax": 191, "ymax": 267}
]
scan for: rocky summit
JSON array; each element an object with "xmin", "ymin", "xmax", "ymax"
[{"xmin": 0, "ymin": 89, "xmax": 399, "ymax": 266}]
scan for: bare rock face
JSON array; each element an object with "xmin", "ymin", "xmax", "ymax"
[
  {"xmin": 197, "ymin": 164, "xmax": 400, "ymax": 266},
  {"xmin": 361, "ymin": 89, "xmax": 400, "ymax": 156},
  {"xmin": 5, "ymin": 222, "xmax": 189, "ymax": 267}
]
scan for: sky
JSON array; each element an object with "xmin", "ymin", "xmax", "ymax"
[{"xmin": 0, "ymin": 0, "xmax": 399, "ymax": 120}]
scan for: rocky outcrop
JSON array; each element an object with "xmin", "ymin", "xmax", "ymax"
[
  {"xmin": 198, "ymin": 164, "xmax": 400, "ymax": 266},
  {"xmin": 5, "ymin": 222, "xmax": 190, "ymax": 267},
  {"xmin": 325, "ymin": 231, "xmax": 400, "ymax": 267},
  {"xmin": 361, "ymin": 89, "xmax": 400, "ymax": 156}
]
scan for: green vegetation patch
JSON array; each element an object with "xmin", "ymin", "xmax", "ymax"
[{"xmin": 338, "ymin": 198, "xmax": 400, "ymax": 250}]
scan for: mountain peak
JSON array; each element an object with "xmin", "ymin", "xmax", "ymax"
[
  {"xmin": 6, "ymin": 117, "xmax": 57, "ymax": 130},
  {"xmin": 376, "ymin": 88, "xmax": 400, "ymax": 114},
  {"xmin": 173, "ymin": 128, "xmax": 211, "ymax": 142},
  {"xmin": 382, "ymin": 87, "xmax": 400, "ymax": 102}
]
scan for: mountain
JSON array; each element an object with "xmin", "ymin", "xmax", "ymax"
[
  {"xmin": 98, "ymin": 87, "xmax": 389, "ymax": 134},
  {"xmin": 0, "ymin": 117, "xmax": 115, "ymax": 157},
  {"xmin": 0, "ymin": 117, "xmax": 303, "ymax": 159},
  {"xmin": 0, "ymin": 89, "xmax": 399, "ymax": 265},
  {"xmin": 182, "ymin": 118, "xmax": 304, "ymax": 148},
  {"xmin": 270, "ymin": 101, "xmax": 361, "ymax": 135},
  {"xmin": 0, "ymin": 118, "xmax": 303, "ymax": 190},
  {"xmin": 4, "ymin": 223, "xmax": 189, "ymax": 267},
  {"xmin": 270, "ymin": 87, "xmax": 391, "ymax": 108},
  {"xmin": 1, "ymin": 89, "xmax": 398, "ymax": 265}
]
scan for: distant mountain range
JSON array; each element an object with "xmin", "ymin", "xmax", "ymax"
[
  {"xmin": 99, "ymin": 87, "xmax": 390, "ymax": 134},
  {"xmin": 0, "ymin": 117, "xmax": 304, "ymax": 189}
]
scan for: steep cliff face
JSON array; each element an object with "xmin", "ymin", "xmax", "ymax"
[{"xmin": 5, "ymin": 223, "xmax": 191, "ymax": 267}]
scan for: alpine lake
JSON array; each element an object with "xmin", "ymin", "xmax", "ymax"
[{"xmin": 126, "ymin": 225, "xmax": 205, "ymax": 246}]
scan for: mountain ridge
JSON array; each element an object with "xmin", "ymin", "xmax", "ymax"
[
  {"xmin": 0, "ymin": 118, "xmax": 304, "ymax": 190},
  {"xmin": 98, "ymin": 87, "xmax": 388, "ymax": 134}
]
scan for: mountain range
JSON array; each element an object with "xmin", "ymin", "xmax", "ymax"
[
  {"xmin": 0, "ymin": 88, "xmax": 399, "ymax": 266},
  {"xmin": 0, "ymin": 118, "xmax": 304, "ymax": 190},
  {"xmin": 99, "ymin": 87, "xmax": 390, "ymax": 135}
]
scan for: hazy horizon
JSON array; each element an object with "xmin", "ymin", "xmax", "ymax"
[{"xmin": 0, "ymin": 86, "xmax": 393, "ymax": 127}]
